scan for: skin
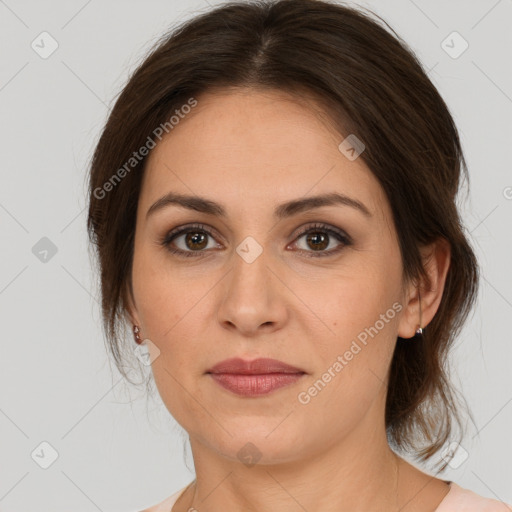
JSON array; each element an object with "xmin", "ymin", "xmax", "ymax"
[{"xmin": 127, "ymin": 88, "xmax": 452, "ymax": 512}]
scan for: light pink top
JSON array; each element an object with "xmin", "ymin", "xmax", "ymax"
[{"xmin": 142, "ymin": 481, "xmax": 512, "ymax": 511}]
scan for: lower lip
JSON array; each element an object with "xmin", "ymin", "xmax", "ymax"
[{"xmin": 208, "ymin": 373, "xmax": 305, "ymax": 396}]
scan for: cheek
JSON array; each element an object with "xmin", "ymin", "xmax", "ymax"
[
  {"xmin": 297, "ymin": 306, "xmax": 398, "ymax": 430},
  {"xmin": 298, "ymin": 261, "xmax": 402, "ymax": 395},
  {"xmin": 131, "ymin": 244, "xmax": 215, "ymax": 372},
  {"xmin": 133, "ymin": 264, "xmax": 209, "ymax": 426},
  {"xmin": 300, "ymin": 262, "xmax": 400, "ymax": 342},
  {"xmin": 132, "ymin": 242, "xmax": 208, "ymax": 338}
]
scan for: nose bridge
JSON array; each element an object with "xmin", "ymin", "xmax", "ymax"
[
  {"xmin": 217, "ymin": 233, "xmax": 285, "ymax": 332},
  {"xmin": 230, "ymin": 234, "xmax": 271, "ymax": 301}
]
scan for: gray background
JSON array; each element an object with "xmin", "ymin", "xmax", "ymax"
[{"xmin": 0, "ymin": 0, "xmax": 511, "ymax": 510}]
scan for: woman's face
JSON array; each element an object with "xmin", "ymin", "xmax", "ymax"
[{"xmin": 128, "ymin": 88, "xmax": 414, "ymax": 464}]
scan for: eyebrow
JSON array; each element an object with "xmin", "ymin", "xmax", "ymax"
[{"xmin": 146, "ymin": 191, "xmax": 372, "ymax": 220}]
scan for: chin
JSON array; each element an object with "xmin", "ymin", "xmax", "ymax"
[{"xmin": 192, "ymin": 420, "xmax": 315, "ymax": 466}]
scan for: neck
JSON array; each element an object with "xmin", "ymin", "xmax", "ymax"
[{"xmin": 181, "ymin": 413, "xmax": 401, "ymax": 512}]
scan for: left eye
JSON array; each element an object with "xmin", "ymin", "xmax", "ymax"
[
  {"xmin": 289, "ymin": 223, "xmax": 352, "ymax": 257},
  {"xmin": 161, "ymin": 222, "xmax": 352, "ymax": 258}
]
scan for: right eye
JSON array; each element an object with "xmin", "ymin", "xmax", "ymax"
[{"xmin": 161, "ymin": 223, "xmax": 221, "ymax": 258}]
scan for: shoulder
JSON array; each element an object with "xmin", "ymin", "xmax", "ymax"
[
  {"xmin": 137, "ymin": 483, "xmax": 190, "ymax": 512},
  {"xmin": 437, "ymin": 482, "xmax": 512, "ymax": 512}
]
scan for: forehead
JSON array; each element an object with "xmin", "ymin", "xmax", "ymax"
[{"xmin": 140, "ymin": 89, "xmax": 387, "ymax": 222}]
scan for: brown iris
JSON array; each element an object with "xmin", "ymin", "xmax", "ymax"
[
  {"xmin": 185, "ymin": 231, "xmax": 208, "ymax": 250},
  {"xmin": 306, "ymin": 231, "xmax": 329, "ymax": 251}
]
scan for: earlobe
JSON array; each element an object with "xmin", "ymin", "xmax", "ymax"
[
  {"xmin": 124, "ymin": 298, "xmax": 144, "ymax": 345},
  {"xmin": 397, "ymin": 238, "xmax": 451, "ymax": 339}
]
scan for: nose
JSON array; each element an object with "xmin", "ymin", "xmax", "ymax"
[{"xmin": 216, "ymin": 244, "xmax": 289, "ymax": 337}]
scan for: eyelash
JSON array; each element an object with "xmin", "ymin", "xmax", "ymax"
[{"xmin": 160, "ymin": 222, "xmax": 352, "ymax": 259}]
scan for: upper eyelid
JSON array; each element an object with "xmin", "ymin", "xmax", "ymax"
[{"xmin": 165, "ymin": 223, "xmax": 222, "ymax": 242}]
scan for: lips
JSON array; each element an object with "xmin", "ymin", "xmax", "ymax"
[
  {"xmin": 206, "ymin": 357, "xmax": 305, "ymax": 375},
  {"xmin": 206, "ymin": 357, "xmax": 306, "ymax": 397}
]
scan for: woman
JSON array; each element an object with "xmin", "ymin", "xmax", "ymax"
[{"xmin": 86, "ymin": 0, "xmax": 511, "ymax": 510}]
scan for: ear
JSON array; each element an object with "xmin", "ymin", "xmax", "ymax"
[
  {"xmin": 123, "ymin": 280, "xmax": 140, "ymax": 328},
  {"xmin": 397, "ymin": 237, "xmax": 451, "ymax": 339}
]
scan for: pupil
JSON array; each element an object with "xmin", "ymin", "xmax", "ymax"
[
  {"xmin": 186, "ymin": 232, "xmax": 207, "ymax": 250},
  {"xmin": 307, "ymin": 232, "xmax": 328, "ymax": 251}
]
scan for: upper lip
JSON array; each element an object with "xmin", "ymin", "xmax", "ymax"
[{"xmin": 207, "ymin": 357, "xmax": 305, "ymax": 375}]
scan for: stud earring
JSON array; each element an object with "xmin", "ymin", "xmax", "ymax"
[{"xmin": 133, "ymin": 324, "xmax": 143, "ymax": 344}]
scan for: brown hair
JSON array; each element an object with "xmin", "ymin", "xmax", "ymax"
[{"xmin": 87, "ymin": 0, "xmax": 479, "ymax": 470}]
